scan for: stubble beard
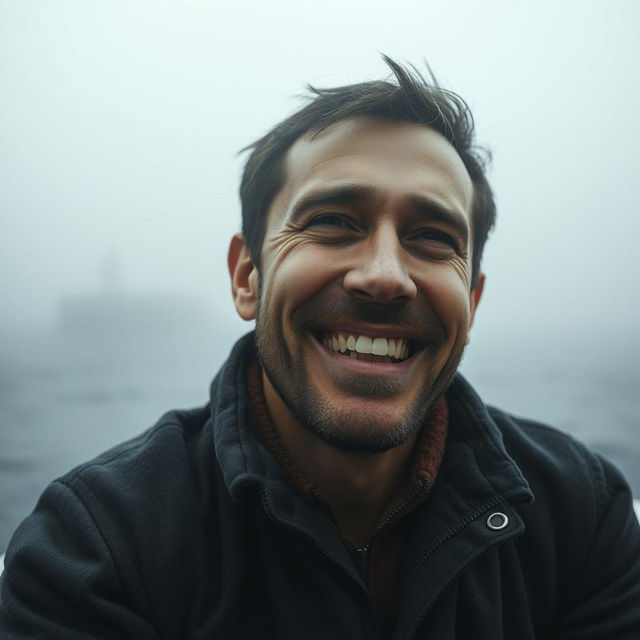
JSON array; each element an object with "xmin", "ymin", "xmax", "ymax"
[{"xmin": 254, "ymin": 288, "xmax": 465, "ymax": 454}]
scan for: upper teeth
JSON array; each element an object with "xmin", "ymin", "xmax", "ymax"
[{"xmin": 322, "ymin": 332, "xmax": 409, "ymax": 360}]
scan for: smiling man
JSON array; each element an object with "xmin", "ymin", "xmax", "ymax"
[{"xmin": 1, "ymin": 58, "xmax": 639, "ymax": 639}]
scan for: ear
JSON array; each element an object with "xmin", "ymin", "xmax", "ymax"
[
  {"xmin": 228, "ymin": 232, "xmax": 259, "ymax": 321},
  {"xmin": 468, "ymin": 273, "xmax": 485, "ymax": 328}
]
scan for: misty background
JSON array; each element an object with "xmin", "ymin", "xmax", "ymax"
[{"xmin": 1, "ymin": 0, "xmax": 639, "ymax": 551}]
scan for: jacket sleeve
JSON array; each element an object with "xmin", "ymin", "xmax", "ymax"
[
  {"xmin": 0, "ymin": 480, "xmax": 160, "ymax": 639},
  {"xmin": 550, "ymin": 455, "xmax": 640, "ymax": 639}
]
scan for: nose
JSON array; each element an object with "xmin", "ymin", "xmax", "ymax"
[{"xmin": 343, "ymin": 226, "xmax": 417, "ymax": 303}]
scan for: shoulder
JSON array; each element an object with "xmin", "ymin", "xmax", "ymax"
[
  {"xmin": 79, "ymin": 404, "xmax": 212, "ymax": 465},
  {"xmin": 6, "ymin": 404, "xmax": 218, "ymax": 574},
  {"xmin": 2, "ymin": 405, "xmax": 220, "ymax": 596},
  {"xmin": 0, "ymin": 406, "xmax": 227, "ymax": 637},
  {"xmin": 487, "ymin": 405, "xmax": 628, "ymax": 509},
  {"xmin": 487, "ymin": 406, "xmax": 640, "ymax": 591},
  {"xmin": 483, "ymin": 411, "xmax": 640, "ymax": 632},
  {"xmin": 62, "ymin": 405, "xmax": 212, "ymax": 495}
]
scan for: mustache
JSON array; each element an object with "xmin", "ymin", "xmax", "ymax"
[{"xmin": 292, "ymin": 295, "xmax": 446, "ymax": 344}]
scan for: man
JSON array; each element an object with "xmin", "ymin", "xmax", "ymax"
[{"xmin": 1, "ymin": 57, "xmax": 639, "ymax": 639}]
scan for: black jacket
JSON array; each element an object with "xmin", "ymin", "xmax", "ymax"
[{"xmin": 1, "ymin": 333, "xmax": 639, "ymax": 639}]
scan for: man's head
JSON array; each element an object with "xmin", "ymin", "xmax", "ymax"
[{"xmin": 229, "ymin": 58, "xmax": 493, "ymax": 454}]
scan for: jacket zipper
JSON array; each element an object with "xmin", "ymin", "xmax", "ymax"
[
  {"xmin": 261, "ymin": 477, "xmax": 428, "ymax": 635},
  {"xmin": 404, "ymin": 495, "xmax": 509, "ymax": 640},
  {"xmin": 260, "ymin": 486, "xmax": 380, "ymax": 629},
  {"xmin": 372, "ymin": 477, "xmax": 428, "ymax": 539},
  {"xmin": 350, "ymin": 477, "xmax": 428, "ymax": 585},
  {"xmin": 355, "ymin": 546, "xmax": 370, "ymax": 583}
]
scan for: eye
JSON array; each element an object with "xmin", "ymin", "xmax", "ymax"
[
  {"xmin": 307, "ymin": 213, "xmax": 353, "ymax": 228},
  {"xmin": 410, "ymin": 228, "xmax": 459, "ymax": 252},
  {"xmin": 419, "ymin": 229, "xmax": 456, "ymax": 244}
]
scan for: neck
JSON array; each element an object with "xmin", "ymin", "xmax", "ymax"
[{"xmin": 262, "ymin": 372, "xmax": 419, "ymax": 546}]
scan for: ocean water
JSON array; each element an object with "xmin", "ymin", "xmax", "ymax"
[{"xmin": 1, "ymin": 326, "xmax": 638, "ymax": 552}]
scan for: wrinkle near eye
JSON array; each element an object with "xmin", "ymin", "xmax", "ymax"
[
  {"xmin": 282, "ymin": 218, "xmax": 358, "ymax": 246},
  {"xmin": 265, "ymin": 228, "xmax": 319, "ymax": 263},
  {"xmin": 451, "ymin": 258, "xmax": 471, "ymax": 288}
]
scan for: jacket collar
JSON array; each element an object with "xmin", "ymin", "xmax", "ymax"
[
  {"xmin": 209, "ymin": 332, "xmax": 284, "ymax": 499},
  {"xmin": 444, "ymin": 374, "xmax": 533, "ymax": 505}
]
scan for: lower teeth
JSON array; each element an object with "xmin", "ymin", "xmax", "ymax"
[{"xmin": 346, "ymin": 351, "xmax": 399, "ymax": 363}]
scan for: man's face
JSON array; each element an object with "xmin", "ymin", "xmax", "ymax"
[{"xmin": 232, "ymin": 117, "xmax": 482, "ymax": 452}]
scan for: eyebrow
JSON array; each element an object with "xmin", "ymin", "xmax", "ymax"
[
  {"xmin": 288, "ymin": 184, "xmax": 470, "ymax": 241},
  {"xmin": 405, "ymin": 194, "xmax": 471, "ymax": 242},
  {"xmin": 289, "ymin": 185, "xmax": 377, "ymax": 221}
]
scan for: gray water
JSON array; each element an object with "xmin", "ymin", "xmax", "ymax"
[{"xmin": 1, "ymin": 326, "xmax": 638, "ymax": 552}]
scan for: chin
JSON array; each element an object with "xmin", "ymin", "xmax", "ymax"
[{"xmin": 280, "ymin": 386, "xmax": 430, "ymax": 454}]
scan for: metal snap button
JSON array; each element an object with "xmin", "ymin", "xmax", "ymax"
[{"xmin": 486, "ymin": 512, "xmax": 509, "ymax": 531}]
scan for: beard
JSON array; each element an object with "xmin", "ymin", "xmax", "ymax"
[{"xmin": 254, "ymin": 286, "xmax": 465, "ymax": 454}]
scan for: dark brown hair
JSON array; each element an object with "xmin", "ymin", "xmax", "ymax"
[{"xmin": 240, "ymin": 56, "xmax": 495, "ymax": 288}]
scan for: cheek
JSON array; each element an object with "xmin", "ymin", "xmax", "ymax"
[
  {"xmin": 261, "ymin": 245, "xmax": 341, "ymax": 316},
  {"xmin": 418, "ymin": 268, "xmax": 472, "ymax": 335}
]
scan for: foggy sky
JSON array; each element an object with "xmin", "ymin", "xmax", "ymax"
[{"xmin": 1, "ymin": 0, "xmax": 639, "ymax": 345}]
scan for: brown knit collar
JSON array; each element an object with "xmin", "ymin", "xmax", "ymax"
[{"xmin": 246, "ymin": 359, "xmax": 449, "ymax": 518}]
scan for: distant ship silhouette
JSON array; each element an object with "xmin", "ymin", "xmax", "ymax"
[{"xmin": 57, "ymin": 249, "xmax": 211, "ymax": 337}]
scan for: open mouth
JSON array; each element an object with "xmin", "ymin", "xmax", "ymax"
[{"xmin": 314, "ymin": 330, "xmax": 418, "ymax": 363}]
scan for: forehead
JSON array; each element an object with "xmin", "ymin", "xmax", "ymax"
[{"xmin": 270, "ymin": 117, "xmax": 474, "ymax": 225}]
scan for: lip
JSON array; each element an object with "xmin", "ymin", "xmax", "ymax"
[{"xmin": 309, "ymin": 330, "xmax": 420, "ymax": 376}]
